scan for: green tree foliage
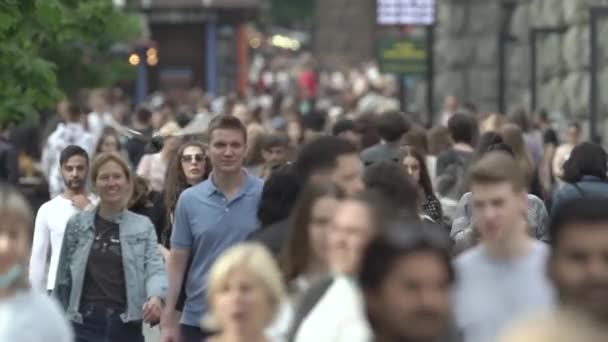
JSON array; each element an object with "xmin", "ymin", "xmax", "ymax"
[
  {"xmin": 0, "ymin": 0, "xmax": 141, "ymax": 126},
  {"xmin": 270, "ymin": 0, "xmax": 313, "ymax": 28}
]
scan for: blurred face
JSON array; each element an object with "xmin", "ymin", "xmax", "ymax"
[
  {"xmin": 309, "ymin": 196, "xmax": 340, "ymax": 264},
  {"xmin": 261, "ymin": 146, "xmax": 287, "ymax": 166},
  {"xmin": 100, "ymin": 135, "xmax": 119, "ymax": 153},
  {"xmin": 212, "ymin": 268, "xmax": 273, "ymax": 334},
  {"xmin": 209, "ymin": 129, "xmax": 247, "ymax": 174},
  {"xmin": 328, "ymin": 200, "xmax": 375, "ymax": 275},
  {"xmin": 180, "ymin": 146, "xmax": 206, "ymax": 185},
  {"xmin": 402, "ymin": 156, "xmax": 421, "ymax": 184},
  {"xmin": 330, "ymin": 154, "xmax": 364, "ymax": 196},
  {"xmin": 566, "ymin": 126, "xmax": 580, "ymax": 145},
  {"xmin": 94, "ymin": 161, "xmax": 130, "ymax": 206},
  {"xmin": 445, "ymin": 96, "xmax": 458, "ymax": 112},
  {"xmin": 550, "ymin": 222, "xmax": 608, "ymax": 322},
  {"xmin": 0, "ymin": 212, "xmax": 29, "ymax": 280},
  {"xmin": 366, "ymin": 251, "xmax": 451, "ymax": 341},
  {"xmin": 471, "ymin": 182, "xmax": 527, "ymax": 243},
  {"xmin": 61, "ymin": 155, "xmax": 88, "ymax": 192}
]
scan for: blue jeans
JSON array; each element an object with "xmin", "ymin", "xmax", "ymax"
[{"xmin": 73, "ymin": 304, "xmax": 144, "ymax": 342}]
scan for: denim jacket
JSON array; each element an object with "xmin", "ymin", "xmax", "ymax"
[{"xmin": 54, "ymin": 207, "xmax": 167, "ymax": 323}]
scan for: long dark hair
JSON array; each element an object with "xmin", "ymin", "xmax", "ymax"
[
  {"xmin": 95, "ymin": 129, "xmax": 122, "ymax": 154},
  {"xmin": 280, "ymin": 183, "xmax": 345, "ymax": 283},
  {"xmin": 163, "ymin": 141, "xmax": 211, "ymax": 216},
  {"xmin": 562, "ymin": 142, "xmax": 607, "ymax": 183},
  {"xmin": 401, "ymin": 146, "xmax": 436, "ymax": 200}
]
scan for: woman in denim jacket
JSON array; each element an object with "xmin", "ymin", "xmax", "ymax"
[{"xmin": 54, "ymin": 152, "xmax": 167, "ymax": 342}]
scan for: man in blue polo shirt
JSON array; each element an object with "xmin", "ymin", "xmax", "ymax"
[{"xmin": 160, "ymin": 115, "xmax": 264, "ymax": 342}]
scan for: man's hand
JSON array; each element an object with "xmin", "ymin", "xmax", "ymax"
[
  {"xmin": 143, "ymin": 297, "xmax": 163, "ymax": 323},
  {"xmin": 160, "ymin": 309, "xmax": 181, "ymax": 342},
  {"xmin": 71, "ymin": 194, "xmax": 91, "ymax": 210}
]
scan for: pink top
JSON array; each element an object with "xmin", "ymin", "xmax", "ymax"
[{"xmin": 136, "ymin": 153, "xmax": 168, "ymax": 192}]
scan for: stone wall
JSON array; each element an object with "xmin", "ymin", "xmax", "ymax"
[{"xmin": 429, "ymin": 0, "xmax": 608, "ymax": 132}]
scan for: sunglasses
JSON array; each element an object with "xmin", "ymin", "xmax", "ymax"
[{"xmin": 181, "ymin": 154, "xmax": 205, "ymax": 163}]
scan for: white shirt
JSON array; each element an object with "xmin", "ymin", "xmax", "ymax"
[
  {"xmin": 29, "ymin": 195, "xmax": 95, "ymax": 291},
  {"xmin": 87, "ymin": 111, "xmax": 113, "ymax": 141},
  {"xmin": 295, "ymin": 276, "xmax": 372, "ymax": 342},
  {"xmin": 0, "ymin": 289, "xmax": 73, "ymax": 342},
  {"xmin": 41, "ymin": 123, "xmax": 96, "ymax": 198}
]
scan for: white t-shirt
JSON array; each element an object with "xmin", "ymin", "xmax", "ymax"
[
  {"xmin": 29, "ymin": 195, "xmax": 96, "ymax": 291},
  {"xmin": 0, "ymin": 289, "xmax": 73, "ymax": 342}
]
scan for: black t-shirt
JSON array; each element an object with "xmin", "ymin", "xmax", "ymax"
[
  {"xmin": 81, "ymin": 214, "xmax": 127, "ymax": 309},
  {"xmin": 543, "ymin": 128, "xmax": 559, "ymax": 147}
]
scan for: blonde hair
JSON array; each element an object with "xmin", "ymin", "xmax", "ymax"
[
  {"xmin": 90, "ymin": 152, "xmax": 133, "ymax": 204},
  {"xmin": 0, "ymin": 184, "xmax": 33, "ymax": 288},
  {"xmin": 205, "ymin": 243, "xmax": 285, "ymax": 329}
]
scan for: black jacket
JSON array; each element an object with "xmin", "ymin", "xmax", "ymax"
[
  {"xmin": 0, "ymin": 138, "xmax": 19, "ymax": 184},
  {"xmin": 247, "ymin": 219, "xmax": 290, "ymax": 257}
]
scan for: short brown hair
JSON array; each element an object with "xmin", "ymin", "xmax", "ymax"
[
  {"xmin": 467, "ymin": 151, "xmax": 525, "ymax": 191},
  {"xmin": 208, "ymin": 115, "xmax": 247, "ymax": 143},
  {"xmin": 90, "ymin": 152, "xmax": 132, "ymax": 187}
]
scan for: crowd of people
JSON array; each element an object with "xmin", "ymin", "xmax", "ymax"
[{"xmin": 1, "ymin": 69, "xmax": 608, "ymax": 342}]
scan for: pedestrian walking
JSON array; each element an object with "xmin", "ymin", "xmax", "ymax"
[
  {"xmin": 0, "ymin": 183, "xmax": 73, "ymax": 342},
  {"xmin": 160, "ymin": 115, "xmax": 263, "ymax": 342},
  {"xmin": 54, "ymin": 152, "xmax": 167, "ymax": 342},
  {"xmin": 29, "ymin": 146, "xmax": 96, "ymax": 293}
]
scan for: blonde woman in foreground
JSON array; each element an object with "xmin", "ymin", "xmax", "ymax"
[{"xmin": 204, "ymin": 242, "xmax": 287, "ymax": 342}]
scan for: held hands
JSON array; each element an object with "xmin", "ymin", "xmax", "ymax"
[
  {"xmin": 160, "ymin": 309, "xmax": 182, "ymax": 342},
  {"xmin": 143, "ymin": 296, "xmax": 163, "ymax": 324},
  {"xmin": 71, "ymin": 194, "xmax": 91, "ymax": 210}
]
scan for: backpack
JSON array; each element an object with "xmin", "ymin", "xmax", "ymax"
[{"xmin": 436, "ymin": 154, "xmax": 468, "ymax": 201}]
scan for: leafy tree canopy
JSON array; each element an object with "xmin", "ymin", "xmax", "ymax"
[{"xmin": 0, "ymin": 0, "xmax": 141, "ymax": 127}]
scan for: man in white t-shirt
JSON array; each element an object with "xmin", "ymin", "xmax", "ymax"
[
  {"xmin": 29, "ymin": 145, "xmax": 96, "ymax": 292},
  {"xmin": 41, "ymin": 104, "xmax": 96, "ymax": 198},
  {"xmin": 452, "ymin": 152, "xmax": 555, "ymax": 342}
]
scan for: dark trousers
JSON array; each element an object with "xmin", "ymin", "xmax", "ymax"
[
  {"xmin": 181, "ymin": 324, "xmax": 208, "ymax": 342},
  {"xmin": 73, "ymin": 304, "xmax": 144, "ymax": 342}
]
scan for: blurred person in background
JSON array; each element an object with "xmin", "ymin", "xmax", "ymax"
[
  {"xmin": 29, "ymin": 146, "xmax": 95, "ymax": 293},
  {"xmin": 161, "ymin": 116, "xmax": 263, "ymax": 342},
  {"xmin": 290, "ymin": 191, "xmax": 392, "ymax": 342},
  {"xmin": 440, "ymin": 95, "xmax": 460, "ymax": 126},
  {"xmin": 553, "ymin": 122, "xmax": 581, "ymax": 183},
  {"xmin": 128, "ymin": 175, "xmax": 166, "ymax": 245},
  {"xmin": 87, "ymin": 90, "xmax": 112, "ymax": 141},
  {"xmin": 360, "ymin": 222, "xmax": 458, "ymax": 342},
  {"xmin": 204, "ymin": 243, "xmax": 286, "ymax": 342},
  {"xmin": 427, "ymin": 125, "xmax": 453, "ymax": 188},
  {"xmin": 450, "ymin": 143, "xmax": 549, "ymax": 255},
  {"xmin": 136, "ymin": 121, "xmax": 182, "ymax": 193},
  {"xmin": 94, "ymin": 129, "xmax": 132, "ymax": 168},
  {"xmin": 332, "ymin": 119, "xmax": 362, "ymax": 149},
  {"xmin": 0, "ymin": 119, "xmax": 19, "ymax": 185},
  {"xmin": 499, "ymin": 123, "xmax": 544, "ymax": 199},
  {"xmin": 293, "ymin": 135, "xmax": 363, "ymax": 196},
  {"xmin": 551, "ymin": 142, "xmax": 608, "ymax": 213},
  {"xmin": 479, "ymin": 113, "xmax": 507, "ymax": 134},
  {"xmin": 435, "ymin": 113, "xmax": 476, "ymax": 217},
  {"xmin": 534, "ymin": 109, "xmax": 559, "ymax": 196},
  {"xmin": 125, "ymin": 107, "xmax": 154, "ymax": 168},
  {"xmin": 360, "ymin": 111, "xmax": 409, "ymax": 166},
  {"xmin": 510, "ymin": 108, "xmax": 544, "ymax": 173},
  {"xmin": 0, "ymin": 184, "xmax": 73, "ymax": 342},
  {"xmin": 500, "ymin": 198, "xmax": 608, "ymax": 342},
  {"xmin": 248, "ymin": 165, "xmax": 302, "ymax": 256},
  {"xmin": 281, "ymin": 184, "xmax": 345, "ymax": 298},
  {"xmin": 255, "ymin": 134, "xmax": 290, "ymax": 180},
  {"xmin": 42, "ymin": 103, "xmax": 96, "ymax": 198},
  {"xmin": 452, "ymin": 152, "xmax": 555, "ymax": 342},
  {"xmin": 54, "ymin": 152, "xmax": 167, "ymax": 342},
  {"xmin": 401, "ymin": 146, "xmax": 443, "ymax": 222}
]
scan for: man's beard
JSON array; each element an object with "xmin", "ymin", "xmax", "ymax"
[{"xmin": 64, "ymin": 179, "xmax": 84, "ymax": 191}]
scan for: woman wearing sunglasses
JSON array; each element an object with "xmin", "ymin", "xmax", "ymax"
[{"xmin": 162, "ymin": 141, "xmax": 211, "ymax": 253}]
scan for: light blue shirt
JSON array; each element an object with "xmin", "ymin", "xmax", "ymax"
[
  {"xmin": 452, "ymin": 241, "xmax": 555, "ymax": 342},
  {"xmin": 171, "ymin": 171, "xmax": 263, "ymax": 327}
]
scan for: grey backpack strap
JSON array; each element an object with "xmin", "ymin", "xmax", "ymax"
[{"xmin": 287, "ymin": 277, "xmax": 335, "ymax": 342}]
